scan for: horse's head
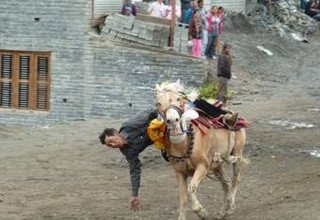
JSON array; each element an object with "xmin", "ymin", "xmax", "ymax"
[
  {"xmin": 155, "ymin": 80, "xmax": 199, "ymax": 143},
  {"xmin": 155, "ymin": 81, "xmax": 185, "ymax": 115},
  {"xmin": 155, "ymin": 80, "xmax": 198, "ymax": 115},
  {"xmin": 156, "ymin": 91, "xmax": 184, "ymax": 115},
  {"xmin": 165, "ymin": 106, "xmax": 198, "ymax": 139}
]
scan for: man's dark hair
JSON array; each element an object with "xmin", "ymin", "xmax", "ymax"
[{"xmin": 99, "ymin": 128, "xmax": 117, "ymax": 145}]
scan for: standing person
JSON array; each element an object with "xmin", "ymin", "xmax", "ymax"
[
  {"xmin": 205, "ymin": 6, "xmax": 222, "ymax": 60},
  {"xmin": 99, "ymin": 109, "xmax": 159, "ymax": 211},
  {"xmin": 198, "ymin": 0, "xmax": 208, "ymax": 57},
  {"xmin": 148, "ymin": 0, "xmax": 166, "ymax": 18},
  {"xmin": 216, "ymin": 43, "xmax": 232, "ymax": 105},
  {"xmin": 185, "ymin": 0, "xmax": 197, "ymax": 24},
  {"xmin": 300, "ymin": 0, "xmax": 306, "ymax": 11},
  {"xmin": 188, "ymin": 3, "xmax": 202, "ymax": 58},
  {"xmin": 164, "ymin": 0, "xmax": 181, "ymax": 20},
  {"xmin": 180, "ymin": 0, "xmax": 191, "ymax": 23},
  {"xmin": 216, "ymin": 6, "xmax": 224, "ymax": 55},
  {"xmin": 305, "ymin": 0, "xmax": 320, "ymax": 21},
  {"xmin": 121, "ymin": 0, "xmax": 138, "ymax": 16}
]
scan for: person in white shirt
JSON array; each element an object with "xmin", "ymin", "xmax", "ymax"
[
  {"xmin": 148, "ymin": 0, "xmax": 166, "ymax": 18},
  {"xmin": 198, "ymin": 0, "xmax": 208, "ymax": 56}
]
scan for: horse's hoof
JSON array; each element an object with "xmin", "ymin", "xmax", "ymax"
[
  {"xmin": 226, "ymin": 206, "xmax": 235, "ymax": 215},
  {"xmin": 215, "ymin": 212, "xmax": 226, "ymax": 220},
  {"xmin": 224, "ymin": 202, "xmax": 235, "ymax": 215},
  {"xmin": 197, "ymin": 208, "xmax": 208, "ymax": 220}
]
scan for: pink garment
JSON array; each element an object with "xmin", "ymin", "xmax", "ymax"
[
  {"xmin": 207, "ymin": 14, "xmax": 222, "ymax": 34},
  {"xmin": 191, "ymin": 39, "xmax": 202, "ymax": 58}
]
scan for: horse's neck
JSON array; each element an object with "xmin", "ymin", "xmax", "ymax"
[{"xmin": 167, "ymin": 136, "xmax": 189, "ymax": 155}]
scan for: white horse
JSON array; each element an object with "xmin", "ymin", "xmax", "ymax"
[{"xmin": 155, "ymin": 80, "xmax": 249, "ymax": 220}]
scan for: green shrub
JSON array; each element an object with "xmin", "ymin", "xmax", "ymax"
[
  {"xmin": 198, "ymin": 81, "xmax": 219, "ymax": 99},
  {"xmin": 198, "ymin": 81, "xmax": 234, "ymax": 100}
]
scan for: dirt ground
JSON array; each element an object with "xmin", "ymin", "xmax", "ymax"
[{"xmin": 1, "ymin": 14, "xmax": 320, "ymax": 220}]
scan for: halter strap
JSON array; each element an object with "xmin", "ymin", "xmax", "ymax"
[
  {"xmin": 162, "ymin": 124, "xmax": 194, "ymax": 162},
  {"xmin": 164, "ymin": 105, "xmax": 183, "ymax": 118}
]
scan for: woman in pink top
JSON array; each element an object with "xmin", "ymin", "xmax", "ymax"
[
  {"xmin": 216, "ymin": 6, "xmax": 224, "ymax": 54},
  {"xmin": 204, "ymin": 6, "xmax": 222, "ymax": 60}
]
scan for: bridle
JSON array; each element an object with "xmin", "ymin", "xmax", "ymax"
[
  {"xmin": 161, "ymin": 105, "xmax": 195, "ymax": 162},
  {"xmin": 163, "ymin": 105, "xmax": 186, "ymax": 135}
]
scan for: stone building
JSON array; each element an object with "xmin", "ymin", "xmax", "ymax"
[
  {"xmin": 204, "ymin": 0, "xmax": 247, "ymax": 12},
  {"xmin": 94, "ymin": 0, "xmax": 247, "ymax": 17},
  {"xmin": 0, "ymin": 0, "xmax": 204, "ymax": 126}
]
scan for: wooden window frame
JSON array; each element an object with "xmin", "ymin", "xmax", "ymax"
[{"xmin": 0, "ymin": 50, "xmax": 51, "ymax": 111}]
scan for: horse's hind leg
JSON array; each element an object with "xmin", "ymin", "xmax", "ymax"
[
  {"xmin": 228, "ymin": 130, "xmax": 248, "ymax": 214},
  {"xmin": 228, "ymin": 155, "xmax": 248, "ymax": 215},
  {"xmin": 188, "ymin": 163, "xmax": 208, "ymax": 220},
  {"xmin": 213, "ymin": 164, "xmax": 231, "ymax": 217},
  {"xmin": 228, "ymin": 159, "xmax": 241, "ymax": 214}
]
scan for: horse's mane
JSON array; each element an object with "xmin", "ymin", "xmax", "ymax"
[{"xmin": 155, "ymin": 80, "xmax": 198, "ymax": 102}]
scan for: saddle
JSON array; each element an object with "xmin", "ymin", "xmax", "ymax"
[
  {"xmin": 191, "ymin": 98, "xmax": 248, "ymax": 134},
  {"xmin": 191, "ymin": 110, "xmax": 247, "ymax": 135}
]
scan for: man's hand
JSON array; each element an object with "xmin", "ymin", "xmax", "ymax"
[{"xmin": 129, "ymin": 197, "xmax": 141, "ymax": 211}]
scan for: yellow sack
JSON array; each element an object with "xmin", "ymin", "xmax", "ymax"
[{"xmin": 147, "ymin": 119, "xmax": 166, "ymax": 150}]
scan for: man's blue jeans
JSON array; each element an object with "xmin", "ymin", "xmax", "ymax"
[
  {"xmin": 205, "ymin": 33, "xmax": 218, "ymax": 59},
  {"xmin": 202, "ymin": 29, "xmax": 208, "ymax": 56},
  {"xmin": 300, "ymin": 0, "xmax": 305, "ymax": 10}
]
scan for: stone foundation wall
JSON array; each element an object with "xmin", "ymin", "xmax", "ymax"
[{"xmin": 102, "ymin": 14, "xmax": 170, "ymax": 47}]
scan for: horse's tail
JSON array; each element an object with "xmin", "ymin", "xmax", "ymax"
[
  {"xmin": 238, "ymin": 155, "xmax": 250, "ymax": 168},
  {"xmin": 228, "ymin": 154, "xmax": 250, "ymax": 168}
]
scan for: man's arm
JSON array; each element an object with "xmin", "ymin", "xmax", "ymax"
[
  {"xmin": 148, "ymin": 2, "xmax": 155, "ymax": 14},
  {"xmin": 126, "ymin": 155, "xmax": 142, "ymax": 197},
  {"xmin": 121, "ymin": 5, "xmax": 125, "ymax": 15},
  {"xmin": 126, "ymin": 154, "xmax": 142, "ymax": 211},
  {"xmin": 132, "ymin": 5, "xmax": 137, "ymax": 16},
  {"xmin": 310, "ymin": 8, "xmax": 320, "ymax": 12}
]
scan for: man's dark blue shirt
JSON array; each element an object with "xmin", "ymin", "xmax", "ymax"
[{"xmin": 119, "ymin": 108, "xmax": 158, "ymax": 197}]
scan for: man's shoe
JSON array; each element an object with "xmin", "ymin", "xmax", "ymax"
[{"xmin": 224, "ymin": 112, "xmax": 239, "ymax": 128}]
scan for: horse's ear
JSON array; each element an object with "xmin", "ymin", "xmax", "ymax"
[
  {"xmin": 155, "ymin": 84, "xmax": 160, "ymax": 92},
  {"xmin": 182, "ymin": 109, "xmax": 199, "ymax": 121}
]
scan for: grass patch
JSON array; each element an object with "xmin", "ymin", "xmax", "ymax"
[{"xmin": 198, "ymin": 81, "xmax": 234, "ymax": 100}]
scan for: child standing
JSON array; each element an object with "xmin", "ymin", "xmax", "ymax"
[{"xmin": 188, "ymin": 7, "xmax": 203, "ymax": 58}]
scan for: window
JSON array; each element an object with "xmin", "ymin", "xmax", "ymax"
[{"xmin": 0, "ymin": 51, "xmax": 51, "ymax": 111}]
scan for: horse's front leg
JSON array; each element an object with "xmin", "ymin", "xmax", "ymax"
[
  {"xmin": 188, "ymin": 163, "xmax": 208, "ymax": 220},
  {"xmin": 175, "ymin": 170, "xmax": 188, "ymax": 220}
]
